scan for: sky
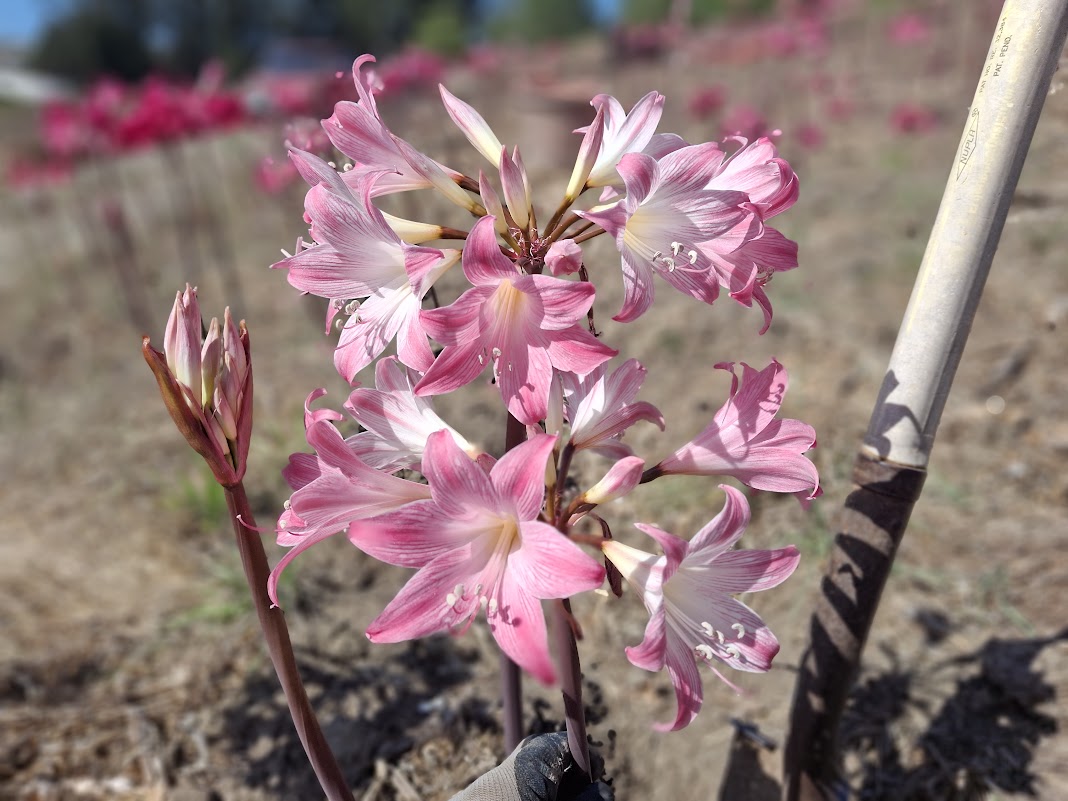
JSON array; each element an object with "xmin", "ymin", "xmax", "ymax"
[
  {"xmin": 0, "ymin": 0, "xmax": 623, "ymax": 46},
  {"xmin": 0, "ymin": 0, "xmax": 53, "ymax": 45}
]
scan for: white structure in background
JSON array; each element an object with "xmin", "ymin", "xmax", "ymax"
[{"xmin": 0, "ymin": 67, "xmax": 74, "ymax": 105}]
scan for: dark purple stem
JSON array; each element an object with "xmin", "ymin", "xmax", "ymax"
[
  {"xmin": 551, "ymin": 599, "xmax": 591, "ymax": 780},
  {"xmin": 501, "ymin": 412, "xmax": 528, "ymax": 751},
  {"xmin": 223, "ymin": 482, "xmax": 355, "ymax": 801}
]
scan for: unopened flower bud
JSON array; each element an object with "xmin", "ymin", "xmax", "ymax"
[
  {"xmin": 478, "ymin": 171, "xmax": 509, "ymax": 237},
  {"xmin": 440, "ymin": 85, "xmax": 504, "ymax": 166},
  {"xmin": 499, "ymin": 147, "xmax": 530, "ymax": 230},
  {"xmin": 578, "ymin": 456, "xmax": 645, "ymax": 507},
  {"xmin": 145, "ymin": 289, "xmax": 254, "ymax": 487},
  {"xmin": 545, "ymin": 239, "xmax": 583, "ymax": 276},
  {"xmin": 201, "ymin": 316, "xmax": 222, "ymax": 407},
  {"xmin": 565, "ymin": 103, "xmax": 605, "ymax": 201},
  {"xmin": 164, "ymin": 284, "xmax": 203, "ymax": 407}
]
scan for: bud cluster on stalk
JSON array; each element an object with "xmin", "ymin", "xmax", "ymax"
[{"xmin": 144, "ymin": 284, "xmax": 252, "ymax": 487}]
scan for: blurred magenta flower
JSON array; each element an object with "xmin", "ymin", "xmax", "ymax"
[
  {"xmin": 888, "ymin": 12, "xmax": 932, "ymax": 45},
  {"xmin": 796, "ymin": 122, "xmax": 825, "ymax": 151},
  {"xmin": 890, "ymin": 102, "xmax": 939, "ymax": 135},
  {"xmin": 719, "ymin": 105, "xmax": 773, "ymax": 141},
  {"xmin": 687, "ymin": 85, "xmax": 727, "ymax": 121},
  {"xmin": 378, "ymin": 48, "xmax": 446, "ymax": 95},
  {"xmin": 602, "ymin": 486, "xmax": 800, "ymax": 730}
]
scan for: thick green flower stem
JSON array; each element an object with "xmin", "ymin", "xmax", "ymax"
[
  {"xmin": 551, "ymin": 599, "xmax": 591, "ymax": 781},
  {"xmin": 223, "ymin": 482, "xmax": 355, "ymax": 801}
]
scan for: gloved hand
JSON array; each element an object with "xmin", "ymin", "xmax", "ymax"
[{"xmin": 449, "ymin": 732, "xmax": 613, "ymax": 801}]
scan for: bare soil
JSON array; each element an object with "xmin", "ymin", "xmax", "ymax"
[{"xmin": 2, "ymin": 5, "xmax": 1067, "ymax": 800}]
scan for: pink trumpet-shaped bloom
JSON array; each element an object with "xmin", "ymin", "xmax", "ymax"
[
  {"xmin": 344, "ymin": 356, "xmax": 481, "ymax": 473},
  {"xmin": 706, "ymin": 136, "xmax": 798, "ymax": 221},
  {"xmin": 324, "ymin": 57, "xmax": 477, "ymax": 210},
  {"xmin": 416, "ymin": 216, "xmax": 616, "ymax": 425},
  {"xmin": 559, "ymin": 359, "xmax": 664, "ymax": 459},
  {"xmin": 269, "ymin": 399, "xmax": 433, "ymax": 606},
  {"xmin": 652, "ymin": 360, "xmax": 820, "ymax": 499},
  {"xmin": 273, "ymin": 169, "xmax": 459, "ymax": 381},
  {"xmin": 349, "ymin": 432, "xmax": 606, "ymax": 684},
  {"xmin": 583, "ymin": 91, "xmax": 665, "ymax": 188},
  {"xmin": 602, "ymin": 486, "xmax": 800, "ymax": 730},
  {"xmin": 578, "ymin": 144, "xmax": 755, "ymax": 322},
  {"xmin": 698, "ymin": 136, "xmax": 800, "ymax": 331}
]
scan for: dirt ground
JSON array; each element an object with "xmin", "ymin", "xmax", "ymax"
[{"xmin": 3, "ymin": 4, "xmax": 1068, "ymax": 800}]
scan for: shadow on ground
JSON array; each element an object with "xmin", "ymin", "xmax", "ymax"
[
  {"xmin": 841, "ymin": 627, "xmax": 1068, "ymax": 801},
  {"xmin": 219, "ymin": 635, "xmax": 492, "ymax": 798}
]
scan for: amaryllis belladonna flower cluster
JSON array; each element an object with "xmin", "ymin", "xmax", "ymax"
[{"xmin": 270, "ymin": 55, "xmax": 819, "ymax": 730}]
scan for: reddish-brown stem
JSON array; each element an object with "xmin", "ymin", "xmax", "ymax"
[
  {"xmin": 553, "ymin": 442, "xmax": 576, "ymax": 529},
  {"xmin": 547, "ymin": 440, "xmax": 592, "ymax": 778},
  {"xmin": 223, "ymin": 482, "xmax": 354, "ymax": 801},
  {"xmin": 572, "ymin": 227, "xmax": 606, "ymax": 245},
  {"xmin": 545, "ymin": 211, "xmax": 586, "ymax": 245},
  {"xmin": 551, "ymin": 599, "xmax": 591, "ymax": 780},
  {"xmin": 500, "ymin": 412, "xmax": 528, "ymax": 751}
]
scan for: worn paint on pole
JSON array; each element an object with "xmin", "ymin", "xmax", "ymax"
[
  {"xmin": 863, "ymin": 0, "xmax": 1068, "ymax": 470},
  {"xmin": 781, "ymin": 2, "xmax": 1068, "ymax": 800}
]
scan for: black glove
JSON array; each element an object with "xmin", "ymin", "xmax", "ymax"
[{"xmin": 449, "ymin": 732, "xmax": 612, "ymax": 801}]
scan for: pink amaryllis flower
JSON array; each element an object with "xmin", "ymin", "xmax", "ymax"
[
  {"xmin": 416, "ymin": 215, "xmax": 616, "ymax": 425},
  {"xmin": 273, "ymin": 168, "xmax": 459, "ymax": 382},
  {"xmin": 344, "ymin": 356, "xmax": 482, "ymax": 473},
  {"xmin": 577, "ymin": 144, "xmax": 755, "ymax": 322},
  {"xmin": 601, "ymin": 486, "xmax": 800, "ymax": 730},
  {"xmin": 269, "ymin": 395, "xmax": 433, "ymax": 606},
  {"xmin": 349, "ymin": 431, "xmax": 606, "ymax": 684},
  {"xmin": 700, "ymin": 136, "xmax": 800, "ymax": 332},
  {"xmin": 324, "ymin": 56, "xmax": 478, "ymax": 211},
  {"xmin": 555, "ymin": 359, "xmax": 664, "ymax": 459},
  {"xmin": 583, "ymin": 91, "xmax": 665, "ymax": 188},
  {"xmin": 650, "ymin": 360, "xmax": 820, "ymax": 500}
]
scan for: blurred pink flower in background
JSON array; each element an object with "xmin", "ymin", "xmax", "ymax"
[
  {"xmin": 888, "ymin": 12, "xmax": 932, "ymax": 45},
  {"xmin": 826, "ymin": 95, "xmax": 856, "ymax": 122},
  {"xmin": 464, "ymin": 44, "xmax": 503, "ymax": 77},
  {"xmin": 796, "ymin": 122, "xmax": 825, "ymax": 150},
  {"xmin": 890, "ymin": 102, "xmax": 939, "ymax": 134},
  {"xmin": 719, "ymin": 105, "xmax": 774, "ymax": 142},
  {"xmin": 378, "ymin": 48, "xmax": 446, "ymax": 95},
  {"xmin": 688, "ymin": 85, "xmax": 727, "ymax": 121},
  {"xmin": 255, "ymin": 156, "xmax": 300, "ymax": 195}
]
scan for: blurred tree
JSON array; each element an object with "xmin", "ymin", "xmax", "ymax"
[
  {"xmin": 155, "ymin": 0, "xmax": 265, "ymax": 77},
  {"xmin": 27, "ymin": 0, "xmax": 153, "ymax": 82},
  {"xmin": 622, "ymin": 0, "xmax": 774, "ymax": 25},
  {"xmin": 411, "ymin": 0, "xmax": 469, "ymax": 56},
  {"xmin": 486, "ymin": 0, "xmax": 595, "ymax": 42},
  {"xmin": 26, "ymin": 0, "xmax": 552, "ymax": 83}
]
